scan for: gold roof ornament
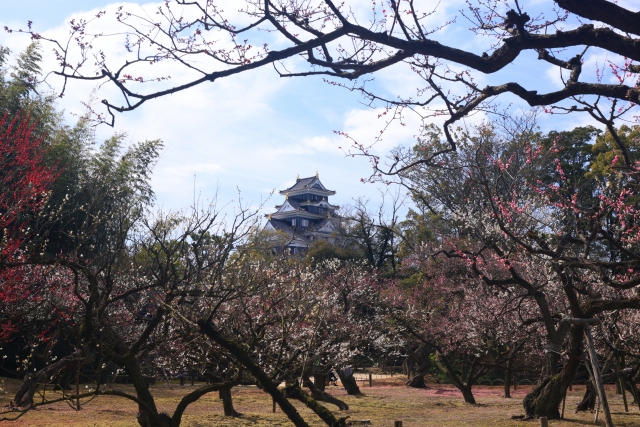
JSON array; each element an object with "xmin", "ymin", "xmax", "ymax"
[
  {"xmin": 296, "ymin": 174, "xmax": 300, "ymax": 180},
  {"xmin": 285, "ymin": 192, "xmax": 289, "ymax": 200},
  {"xmin": 268, "ymin": 213, "xmax": 272, "ymax": 220},
  {"xmin": 315, "ymin": 170, "xmax": 319, "ymax": 178}
]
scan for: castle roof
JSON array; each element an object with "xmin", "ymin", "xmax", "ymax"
[
  {"xmin": 264, "ymin": 173, "xmax": 339, "ymax": 252},
  {"xmin": 266, "ymin": 218, "xmax": 294, "ymax": 233},
  {"xmin": 279, "ymin": 175, "xmax": 335, "ymax": 196},
  {"xmin": 265, "ymin": 217, "xmax": 335, "ymax": 235}
]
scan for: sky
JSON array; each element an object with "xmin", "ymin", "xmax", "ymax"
[{"xmin": 1, "ymin": 0, "xmax": 629, "ymax": 220}]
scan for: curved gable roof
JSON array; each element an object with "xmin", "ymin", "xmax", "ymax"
[
  {"xmin": 280, "ymin": 176, "xmax": 332, "ymax": 194},
  {"xmin": 277, "ymin": 199, "xmax": 300, "ymax": 213}
]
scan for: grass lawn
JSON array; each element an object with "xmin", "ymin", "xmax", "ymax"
[{"xmin": 1, "ymin": 375, "xmax": 639, "ymax": 426}]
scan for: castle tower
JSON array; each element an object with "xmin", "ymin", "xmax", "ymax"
[{"xmin": 264, "ymin": 173, "xmax": 339, "ymax": 255}]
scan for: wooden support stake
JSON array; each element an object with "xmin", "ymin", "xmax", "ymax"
[
  {"xmin": 394, "ymin": 421, "xmax": 403, "ymax": 427},
  {"xmin": 75, "ymin": 369, "xmax": 80, "ymax": 411},
  {"xmin": 561, "ymin": 391, "xmax": 566, "ymax": 419},
  {"xmin": 630, "ymin": 379, "xmax": 640, "ymax": 412},
  {"xmin": 539, "ymin": 416, "xmax": 549, "ymax": 427},
  {"xmin": 180, "ymin": 375, "xmax": 185, "ymax": 386},
  {"xmin": 584, "ymin": 356, "xmax": 599, "ymax": 422},
  {"xmin": 566, "ymin": 317, "xmax": 614, "ymax": 427},
  {"xmin": 191, "ymin": 375, "xmax": 195, "ymax": 386},
  {"xmin": 369, "ymin": 373, "xmax": 373, "ymax": 387},
  {"xmin": 595, "ymin": 395, "xmax": 600, "ymax": 423},
  {"xmin": 617, "ymin": 357, "xmax": 629, "ymax": 413},
  {"xmin": 584, "ymin": 324, "xmax": 613, "ymax": 427},
  {"xmin": 272, "ymin": 397, "xmax": 276, "ymax": 413}
]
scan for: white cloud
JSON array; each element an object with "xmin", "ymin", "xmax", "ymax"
[
  {"xmin": 302, "ymin": 135, "xmax": 342, "ymax": 153},
  {"xmin": 544, "ymin": 64, "xmax": 565, "ymax": 90},
  {"xmin": 5, "ymin": 0, "xmax": 632, "ymax": 217}
]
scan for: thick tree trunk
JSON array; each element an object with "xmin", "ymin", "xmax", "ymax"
[
  {"xmin": 314, "ymin": 373, "xmax": 326, "ymax": 392},
  {"xmin": 303, "ymin": 375, "xmax": 348, "ymax": 410},
  {"xmin": 337, "ymin": 367, "xmax": 361, "ymax": 395},
  {"xmin": 402, "ymin": 357, "xmax": 416, "ymax": 380},
  {"xmin": 406, "ymin": 371, "xmax": 427, "ymax": 388},
  {"xmin": 219, "ymin": 385, "xmax": 240, "ymax": 417},
  {"xmin": 285, "ymin": 382, "xmax": 348, "ymax": 427},
  {"xmin": 625, "ymin": 380, "xmax": 640, "ymax": 409},
  {"xmin": 576, "ymin": 381, "xmax": 597, "ymax": 411},
  {"xmin": 504, "ymin": 359, "xmax": 513, "ymax": 398},
  {"xmin": 405, "ymin": 344, "xmax": 431, "ymax": 388},
  {"xmin": 577, "ymin": 367, "xmax": 635, "ymax": 412},
  {"xmin": 135, "ymin": 411, "xmax": 172, "ymax": 427},
  {"xmin": 622, "ymin": 358, "xmax": 640, "ymax": 409},
  {"xmin": 52, "ymin": 368, "xmax": 75, "ymax": 391},
  {"xmin": 11, "ymin": 349, "xmax": 84, "ymax": 409},
  {"xmin": 198, "ymin": 321, "xmax": 312, "ymax": 427},
  {"xmin": 434, "ymin": 352, "xmax": 477, "ymax": 404},
  {"xmin": 118, "ymin": 357, "xmax": 171, "ymax": 427},
  {"xmin": 523, "ymin": 326, "xmax": 582, "ymax": 419},
  {"xmin": 403, "ymin": 357, "xmax": 414, "ymax": 379},
  {"xmin": 461, "ymin": 385, "xmax": 476, "ymax": 405}
]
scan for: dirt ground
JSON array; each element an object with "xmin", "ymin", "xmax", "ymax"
[{"xmin": 1, "ymin": 375, "xmax": 639, "ymax": 427}]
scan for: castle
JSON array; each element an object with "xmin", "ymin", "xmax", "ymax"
[{"xmin": 264, "ymin": 173, "xmax": 339, "ymax": 255}]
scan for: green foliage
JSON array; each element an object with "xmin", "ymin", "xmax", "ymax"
[
  {"xmin": 539, "ymin": 126, "xmax": 602, "ymax": 235},
  {"xmin": 543, "ymin": 126, "xmax": 599, "ymax": 187},
  {"xmin": 397, "ymin": 271, "xmax": 425, "ymax": 290},
  {"xmin": 240, "ymin": 228, "xmax": 295, "ymax": 263},
  {"xmin": 45, "ymin": 133, "xmax": 163, "ymax": 257},
  {"xmin": 0, "ymin": 43, "xmax": 58, "ymax": 136},
  {"xmin": 428, "ymin": 353, "xmax": 451, "ymax": 383},
  {"xmin": 0, "ymin": 43, "xmax": 163, "ymax": 259},
  {"xmin": 588, "ymin": 125, "xmax": 640, "ymax": 179},
  {"xmin": 304, "ymin": 239, "xmax": 363, "ymax": 266},
  {"xmin": 9, "ymin": 42, "xmax": 42, "ymax": 97},
  {"xmin": 396, "ymin": 207, "xmax": 439, "ymax": 262}
]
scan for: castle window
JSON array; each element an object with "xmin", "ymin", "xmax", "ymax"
[
  {"xmin": 292, "ymin": 219, "xmax": 296, "ymax": 226},
  {"xmin": 302, "ymin": 219, "xmax": 309, "ymax": 227}
]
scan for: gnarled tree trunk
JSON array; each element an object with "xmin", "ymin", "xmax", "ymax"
[
  {"xmin": 11, "ymin": 349, "xmax": 85, "ymax": 409},
  {"xmin": 314, "ymin": 373, "xmax": 326, "ymax": 392},
  {"xmin": 578, "ymin": 365, "xmax": 635, "ymax": 412},
  {"xmin": 198, "ymin": 321, "xmax": 312, "ymax": 427},
  {"xmin": 434, "ymin": 351, "xmax": 482, "ymax": 405},
  {"xmin": 576, "ymin": 380, "xmax": 597, "ymax": 412},
  {"xmin": 285, "ymin": 382, "xmax": 348, "ymax": 427},
  {"xmin": 403, "ymin": 357, "xmax": 413, "ymax": 380},
  {"xmin": 124, "ymin": 358, "xmax": 172, "ymax": 427},
  {"xmin": 405, "ymin": 344, "xmax": 431, "ymax": 388},
  {"xmin": 219, "ymin": 385, "xmax": 240, "ymax": 416},
  {"xmin": 303, "ymin": 375, "xmax": 348, "ymax": 410},
  {"xmin": 337, "ymin": 367, "xmax": 361, "ymax": 395},
  {"xmin": 523, "ymin": 326, "xmax": 582, "ymax": 419}
]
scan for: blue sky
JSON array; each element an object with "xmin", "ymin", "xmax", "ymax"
[
  {"xmin": 2, "ymin": 0, "xmax": 404, "ymax": 217},
  {"xmin": 1, "ymin": 0, "xmax": 627, "ymax": 219}
]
